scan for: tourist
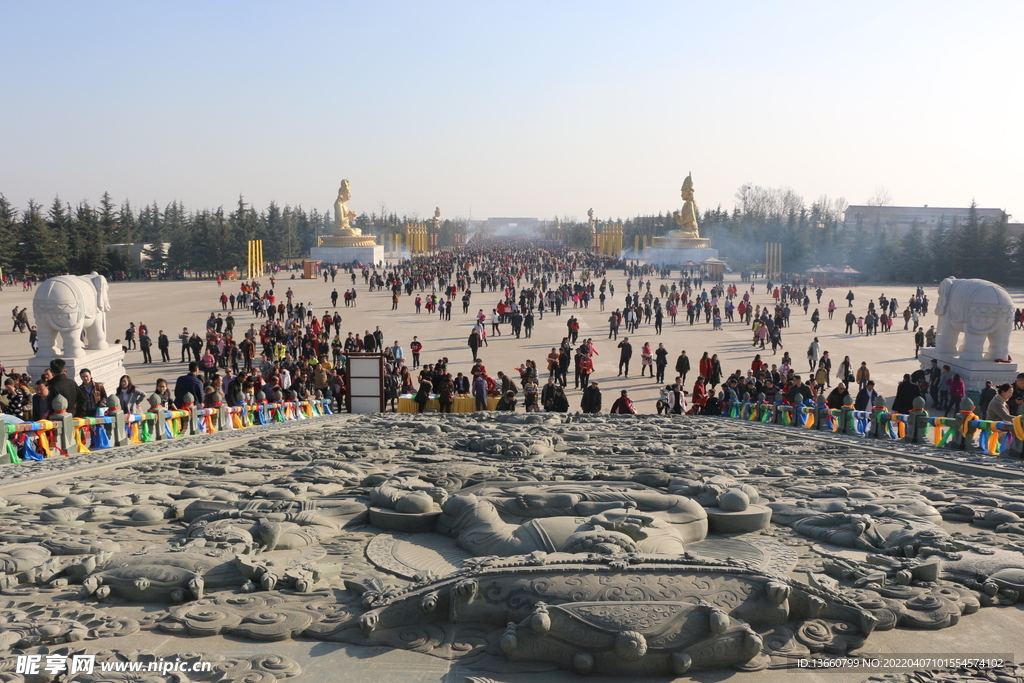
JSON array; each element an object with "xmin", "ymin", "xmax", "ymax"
[
  {"xmin": 550, "ymin": 386, "xmax": 569, "ymax": 412},
  {"xmin": 666, "ymin": 381, "xmax": 686, "ymax": 415},
  {"xmin": 414, "ymin": 376, "xmax": 433, "ymax": 413},
  {"xmin": 495, "ymin": 390, "xmax": 517, "ymax": 411},
  {"xmin": 640, "ymin": 342, "xmax": 654, "ymax": 378},
  {"xmin": 806, "ymin": 337, "xmax": 820, "ymax": 372},
  {"xmin": 675, "ymin": 350, "xmax": 690, "ymax": 386},
  {"xmin": 114, "ymin": 375, "xmax": 146, "ymax": 413},
  {"xmin": 986, "ymin": 383, "xmax": 1014, "ymax": 422},
  {"xmin": 944, "ymin": 373, "xmax": 966, "ymax": 416},
  {"xmin": 855, "ymin": 362, "xmax": 871, "ymax": 390},
  {"xmin": 654, "ymin": 343, "xmax": 668, "ymax": 383},
  {"xmin": 581, "ymin": 381, "xmax": 602, "ymax": 413},
  {"xmin": 617, "ymin": 337, "xmax": 632, "ymax": 377},
  {"xmin": 854, "ymin": 380, "xmax": 877, "ymax": 411},
  {"xmin": 47, "ymin": 359, "xmax": 83, "ymax": 417},
  {"xmin": 914, "ymin": 327, "xmax": 925, "ymax": 358},
  {"xmin": 610, "ymin": 389, "xmax": 636, "ymax": 414},
  {"xmin": 690, "ymin": 376, "xmax": 708, "ymax": 412},
  {"xmin": 1, "ymin": 378, "xmax": 27, "ymax": 418},
  {"xmin": 979, "ymin": 380, "xmax": 997, "ymax": 417},
  {"xmin": 174, "ymin": 362, "xmax": 204, "ymax": 407},
  {"xmin": 472, "ymin": 373, "xmax": 488, "ymax": 411},
  {"xmin": 31, "ymin": 380, "xmax": 49, "ymax": 421},
  {"xmin": 891, "ymin": 374, "xmax": 921, "ymax": 414},
  {"xmin": 79, "ymin": 369, "xmax": 107, "ymax": 416}
]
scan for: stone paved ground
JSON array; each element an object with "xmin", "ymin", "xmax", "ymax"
[
  {"xmin": 5, "ymin": 272, "xmax": 1024, "ymax": 415},
  {"xmin": 0, "ymin": 412, "xmax": 1022, "ymax": 683}
]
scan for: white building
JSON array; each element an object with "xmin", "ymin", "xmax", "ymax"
[{"xmin": 843, "ymin": 205, "xmax": 1007, "ymax": 236}]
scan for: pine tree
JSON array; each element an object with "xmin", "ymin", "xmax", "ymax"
[
  {"xmin": 0, "ymin": 194, "xmax": 18, "ymax": 274},
  {"xmin": 118, "ymin": 200, "xmax": 138, "ymax": 244},
  {"xmin": 70, "ymin": 201, "xmax": 109, "ymax": 273},
  {"xmin": 17, "ymin": 201, "xmax": 66, "ymax": 275}
]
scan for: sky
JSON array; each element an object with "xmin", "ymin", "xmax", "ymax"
[{"xmin": 1, "ymin": 1, "xmax": 1021, "ymax": 223}]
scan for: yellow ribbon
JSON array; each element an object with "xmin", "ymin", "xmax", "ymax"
[{"xmin": 1012, "ymin": 414, "xmax": 1024, "ymax": 441}]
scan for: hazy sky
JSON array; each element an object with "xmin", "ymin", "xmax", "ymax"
[{"xmin": 2, "ymin": 1, "xmax": 1021, "ymax": 223}]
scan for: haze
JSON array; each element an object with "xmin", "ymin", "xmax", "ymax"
[{"xmin": 1, "ymin": 1, "xmax": 1020, "ymax": 221}]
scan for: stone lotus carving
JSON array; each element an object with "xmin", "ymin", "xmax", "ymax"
[
  {"xmin": 6, "ymin": 414, "xmax": 1024, "ymax": 678},
  {"xmin": 934, "ymin": 277, "xmax": 1014, "ymax": 361}
]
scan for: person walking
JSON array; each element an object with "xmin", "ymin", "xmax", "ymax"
[
  {"xmin": 158, "ymin": 330, "xmax": 170, "ymax": 362},
  {"xmin": 139, "ymin": 331, "xmax": 153, "ymax": 364},
  {"xmin": 675, "ymin": 350, "xmax": 690, "ymax": 386},
  {"xmin": 617, "ymin": 337, "xmax": 633, "ymax": 377},
  {"xmin": 806, "ymin": 337, "xmax": 820, "ymax": 372},
  {"xmin": 654, "ymin": 343, "xmax": 668, "ymax": 384}
]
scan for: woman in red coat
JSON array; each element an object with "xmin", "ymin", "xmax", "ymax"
[
  {"xmin": 698, "ymin": 352, "xmax": 712, "ymax": 381},
  {"xmin": 690, "ymin": 376, "xmax": 708, "ymax": 414}
]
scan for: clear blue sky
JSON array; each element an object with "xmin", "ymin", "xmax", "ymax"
[{"xmin": 1, "ymin": 1, "xmax": 1020, "ymax": 222}]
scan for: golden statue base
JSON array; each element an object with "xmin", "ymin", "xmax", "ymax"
[
  {"xmin": 650, "ymin": 235, "xmax": 712, "ymax": 250},
  {"xmin": 318, "ymin": 233, "xmax": 380, "ymax": 249}
]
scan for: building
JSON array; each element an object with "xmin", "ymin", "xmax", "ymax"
[
  {"xmin": 105, "ymin": 243, "xmax": 170, "ymax": 267},
  {"xmin": 843, "ymin": 205, "xmax": 1007, "ymax": 236},
  {"xmin": 485, "ymin": 217, "xmax": 544, "ymax": 236}
]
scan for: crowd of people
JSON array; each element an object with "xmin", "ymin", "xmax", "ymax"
[{"xmin": 4, "ymin": 241, "xmax": 1024, "ymax": 426}]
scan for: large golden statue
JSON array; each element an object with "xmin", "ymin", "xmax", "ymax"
[
  {"xmin": 670, "ymin": 173, "xmax": 699, "ymax": 239},
  {"xmin": 333, "ymin": 179, "xmax": 359, "ymax": 235},
  {"xmin": 319, "ymin": 179, "xmax": 378, "ymax": 248}
]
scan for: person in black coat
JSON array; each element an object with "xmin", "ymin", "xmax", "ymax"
[
  {"xmin": 414, "ymin": 379, "xmax": 433, "ymax": 413},
  {"xmin": 580, "ymin": 381, "xmax": 602, "ymax": 413},
  {"xmin": 46, "ymin": 359, "xmax": 85, "ymax": 418},
  {"xmin": 892, "ymin": 374, "xmax": 922, "ymax": 414}
]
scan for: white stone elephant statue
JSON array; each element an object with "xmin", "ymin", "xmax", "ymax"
[
  {"xmin": 934, "ymin": 277, "xmax": 1013, "ymax": 361},
  {"xmin": 32, "ymin": 272, "xmax": 111, "ymax": 359}
]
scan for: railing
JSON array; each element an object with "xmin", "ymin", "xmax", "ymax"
[
  {"xmin": 3, "ymin": 398, "xmax": 335, "ymax": 463},
  {"xmin": 719, "ymin": 396, "xmax": 1024, "ymax": 457}
]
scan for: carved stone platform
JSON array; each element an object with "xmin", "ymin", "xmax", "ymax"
[
  {"xmin": 28, "ymin": 345, "xmax": 126, "ymax": 390},
  {"xmin": 918, "ymin": 350, "xmax": 1018, "ymax": 396},
  {"xmin": 310, "ymin": 245, "xmax": 383, "ymax": 266},
  {"xmin": 643, "ymin": 246, "xmax": 720, "ymax": 267}
]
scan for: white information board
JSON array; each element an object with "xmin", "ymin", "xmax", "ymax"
[{"xmin": 345, "ymin": 354, "xmax": 384, "ymax": 413}]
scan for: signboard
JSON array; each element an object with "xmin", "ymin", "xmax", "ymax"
[{"xmin": 344, "ymin": 353, "xmax": 384, "ymax": 413}]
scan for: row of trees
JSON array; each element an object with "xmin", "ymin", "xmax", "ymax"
[{"xmin": 0, "ymin": 187, "xmax": 1015, "ymax": 285}]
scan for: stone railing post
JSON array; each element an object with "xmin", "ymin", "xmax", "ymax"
[
  {"xmin": 949, "ymin": 397, "xmax": 976, "ymax": 450},
  {"xmin": 870, "ymin": 395, "xmax": 887, "ymax": 439},
  {"xmin": 905, "ymin": 397, "xmax": 927, "ymax": 444},
  {"xmin": 50, "ymin": 395, "xmax": 78, "ymax": 454},
  {"xmin": 839, "ymin": 394, "xmax": 854, "ymax": 435},
  {"xmin": 182, "ymin": 394, "xmax": 199, "ymax": 435},
  {"xmin": 149, "ymin": 393, "xmax": 167, "ymax": 441}
]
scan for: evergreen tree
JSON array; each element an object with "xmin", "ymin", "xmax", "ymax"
[
  {"xmin": 74, "ymin": 201, "xmax": 109, "ymax": 273},
  {"xmin": 17, "ymin": 201, "xmax": 67, "ymax": 275},
  {"xmin": 45, "ymin": 196, "xmax": 71, "ymax": 273},
  {"xmin": 0, "ymin": 194, "xmax": 18, "ymax": 274},
  {"xmin": 118, "ymin": 200, "xmax": 138, "ymax": 244}
]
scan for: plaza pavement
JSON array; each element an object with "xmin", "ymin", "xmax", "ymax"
[{"xmin": 4, "ymin": 271, "xmax": 1024, "ymax": 414}]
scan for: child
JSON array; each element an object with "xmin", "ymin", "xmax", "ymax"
[{"xmin": 856, "ymin": 317, "xmax": 865, "ymax": 334}]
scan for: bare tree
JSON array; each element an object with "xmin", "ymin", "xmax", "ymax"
[{"xmin": 866, "ymin": 186, "xmax": 893, "ymax": 206}]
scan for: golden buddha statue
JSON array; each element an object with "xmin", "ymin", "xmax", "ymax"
[
  {"xmin": 650, "ymin": 173, "xmax": 711, "ymax": 250},
  {"xmin": 669, "ymin": 174, "xmax": 700, "ymax": 239},
  {"xmin": 321, "ymin": 179, "xmax": 378, "ymax": 248}
]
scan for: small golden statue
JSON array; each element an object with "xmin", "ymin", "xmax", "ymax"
[
  {"xmin": 670, "ymin": 173, "xmax": 700, "ymax": 239},
  {"xmin": 333, "ymin": 179, "xmax": 360, "ymax": 235}
]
